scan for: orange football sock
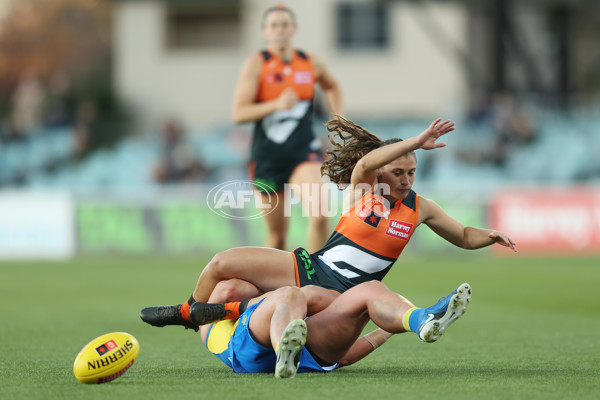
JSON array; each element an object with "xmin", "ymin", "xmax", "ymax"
[
  {"xmin": 223, "ymin": 302, "xmax": 241, "ymax": 320},
  {"xmin": 179, "ymin": 296, "xmax": 195, "ymax": 322}
]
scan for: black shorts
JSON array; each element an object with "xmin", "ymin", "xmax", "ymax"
[
  {"xmin": 292, "ymin": 247, "xmax": 355, "ymax": 294},
  {"xmin": 249, "ymin": 150, "xmax": 323, "ymax": 194}
]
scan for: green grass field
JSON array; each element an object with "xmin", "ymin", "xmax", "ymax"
[{"xmin": 1, "ymin": 254, "xmax": 599, "ymax": 400}]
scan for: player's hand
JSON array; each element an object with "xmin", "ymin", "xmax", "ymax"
[
  {"xmin": 416, "ymin": 118, "xmax": 455, "ymax": 150},
  {"xmin": 276, "ymin": 88, "xmax": 299, "ymax": 110},
  {"xmin": 489, "ymin": 231, "xmax": 518, "ymax": 252}
]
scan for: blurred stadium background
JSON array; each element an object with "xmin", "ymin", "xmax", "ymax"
[
  {"xmin": 2, "ymin": 2, "xmax": 600, "ymax": 399},
  {"xmin": 0, "ymin": 0, "xmax": 599, "ymax": 259}
]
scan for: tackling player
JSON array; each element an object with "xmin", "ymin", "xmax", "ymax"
[
  {"xmin": 198, "ymin": 281, "xmax": 472, "ymax": 378},
  {"xmin": 141, "ymin": 116, "xmax": 516, "ymax": 331}
]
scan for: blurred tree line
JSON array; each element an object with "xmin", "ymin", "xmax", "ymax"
[{"xmin": 0, "ymin": 0, "xmax": 130, "ymax": 156}]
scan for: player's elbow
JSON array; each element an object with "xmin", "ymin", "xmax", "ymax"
[
  {"xmin": 354, "ymin": 158, "xmax": 370, "ymax": 176},
  {"xmin": 231, "ymin": 108, "xmax": 245, "ymax": 124},
  {"xmin": 338, "ymin": 358, "xmax": 356, "ymax": 368},
  {"xmin": 456, "ymin": 235, "xmax": 475, "ymax": 250},
  {"xmin": 459, "ymin": 241, "xmax": 475, "ymax": 250},
  {"xmin": 438, "ymin": 226, "xmax": 475, "ymax": 250},
  {"xmin": 459, "ymin": 227, "xmax": 486, "ymax": 250}
]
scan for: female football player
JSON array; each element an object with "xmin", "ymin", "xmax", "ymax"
[
  {"xmin": 199, "ymin": 281, "xmax": 471, "ymax": 377},
  {"xmin": 140, "ymin": 116, "xmax": 516, "ymax": 331},
  {"xmin": 232, "ymin": 4, "xmax": 343, "ymax": 251}
]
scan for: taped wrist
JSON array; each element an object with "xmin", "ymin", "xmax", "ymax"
[{"xmin": 362, "ymin": 329, "xmax": 393, "ymax": 350}]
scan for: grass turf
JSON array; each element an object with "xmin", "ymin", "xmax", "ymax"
[{"xmin": 1, "ymin": 254, "xmax": 599, "ymax": 400}]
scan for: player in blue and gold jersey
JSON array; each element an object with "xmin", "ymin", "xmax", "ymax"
[{"xmin": 198, "ymin": 281, "xmax": 472, "ymax": 378}]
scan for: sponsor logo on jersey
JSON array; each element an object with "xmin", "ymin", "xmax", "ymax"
[
  {"xmin": 266, "ymin": 72, "xmax": 284, "ymax": 84},
  {"xmin": 385, "ymin": 220, "xmax": 414, "ymax": 240},
  {"xmin": 362, "ymin": 210, "xmax": 382, "ymax": 228},
  {"xmin": 299, "ymin": 249, "xmax": 315, "ymax": 280},
  {"xmin": 294, "ymin": 70, "xmax": 313, "ymax": 84},
  {"xmin": 356, "ymin": 200, "xmax": 390, "ymax": 228}
]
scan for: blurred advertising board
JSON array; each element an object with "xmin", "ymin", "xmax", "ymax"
[
  {"xmin": 76, "ymin": 201, "xmax": 266, "ymax": 255},
  {"xmin": 74, "ymin": 192, "xmax": 484, "ymax": 256},
  {"xmin": 13, "ymin": 186, "xmax": 595, "ymax": 259},
  {"xmin": 0, "ymin": 191, "xmax": 75, "ymax": 259},
  {"xmin": 489, "ymin": 188, "xmax": 600, "ymax": 253}
]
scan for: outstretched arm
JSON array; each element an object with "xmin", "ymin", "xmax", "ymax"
[
  {"xmin": 419, "ymin": 197, "xmax": 518, "ymax": 252},
  {"xmin": 350, "ymin": 118, "xmax": 455, "ymax": 186}
]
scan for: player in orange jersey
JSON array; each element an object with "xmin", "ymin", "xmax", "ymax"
[
  {"xmin": 140, "ymin": 116, "xmax": 516, "ymax": 331},
  {"xmin": 232, "ymin": 4, "xmax": 343, "ymax": 252}
]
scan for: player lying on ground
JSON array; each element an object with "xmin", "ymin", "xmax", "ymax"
[
  {"xmin": 140, "ymin": 117, "xmax": 514, "ymax": 332},
  {"xmin": 194, "ymin": 280, "xmax": 471, "ymax": 378}
]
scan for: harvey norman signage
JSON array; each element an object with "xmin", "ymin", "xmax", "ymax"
[{"xmin": 489, "ymin": 188, "xmax": 600, "ymax": 253}]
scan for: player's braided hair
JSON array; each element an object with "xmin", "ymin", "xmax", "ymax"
[{"xmin": 321, "ymin": 115, "xmax": 411, "ymax": 188}]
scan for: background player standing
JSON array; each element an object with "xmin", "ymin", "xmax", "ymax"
[{"xmin": 232, "ymin": 4, "xmax": 343, "ymax": 251}]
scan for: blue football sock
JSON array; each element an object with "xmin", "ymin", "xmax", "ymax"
[{"xmin": 408, "ymin": 308, "xmax": 427, "ymax": 333}]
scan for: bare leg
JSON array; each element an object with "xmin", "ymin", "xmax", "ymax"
[
  {"xmin": 192, "ymin": 247, "xmax": 297, "ymax": 303},
  {"xmin": 289, "ymin": 161, "xmax": 330, "ymax": 252},
  {"xmin": 207, "ymin": 279, "xmax": 262, "ymax": 303},
  {"xmin": 141, "ymin": 249, "xmax": 296, "ymax": 331},
  {"xmin": 305, "ymin": 281, "xmax": 415, "ymax": 364},
  {"xmin": 199, "ymin": 280, "xmax": 262, "ymax": 344},
  {"xmin": 247, "ymin": 287, "xmax": 307, "ymax": 350},
  {"xmin": 261, "ymin": 192, "xmax": 289, "ymax": 250},
  {"xmin": 298, "ymin": 285, "xmax": 340, "ymax": 315}
]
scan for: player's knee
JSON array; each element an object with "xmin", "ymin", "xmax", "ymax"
[
  {"xmin": 206, "ymin": 250, "xmax": 232, "ymax": 279},
  {"xmin": 212, "ymin": 280, "xmax": 242, "ymax": 302},
  {"xmin": 275, "ymin": 286, "xmax": 305, "ymax": 303},
  {"xmin": 302, "ymin": 285, "xmax": 338, "ymax": 314},
  {"xmin": 362, "ymin": 280, "xmax": 386, "ymax": 293}
]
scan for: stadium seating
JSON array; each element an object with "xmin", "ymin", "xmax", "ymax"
[{"xmin": 1, "ymin": 115, "xmax": 598, "ymax": 191}]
